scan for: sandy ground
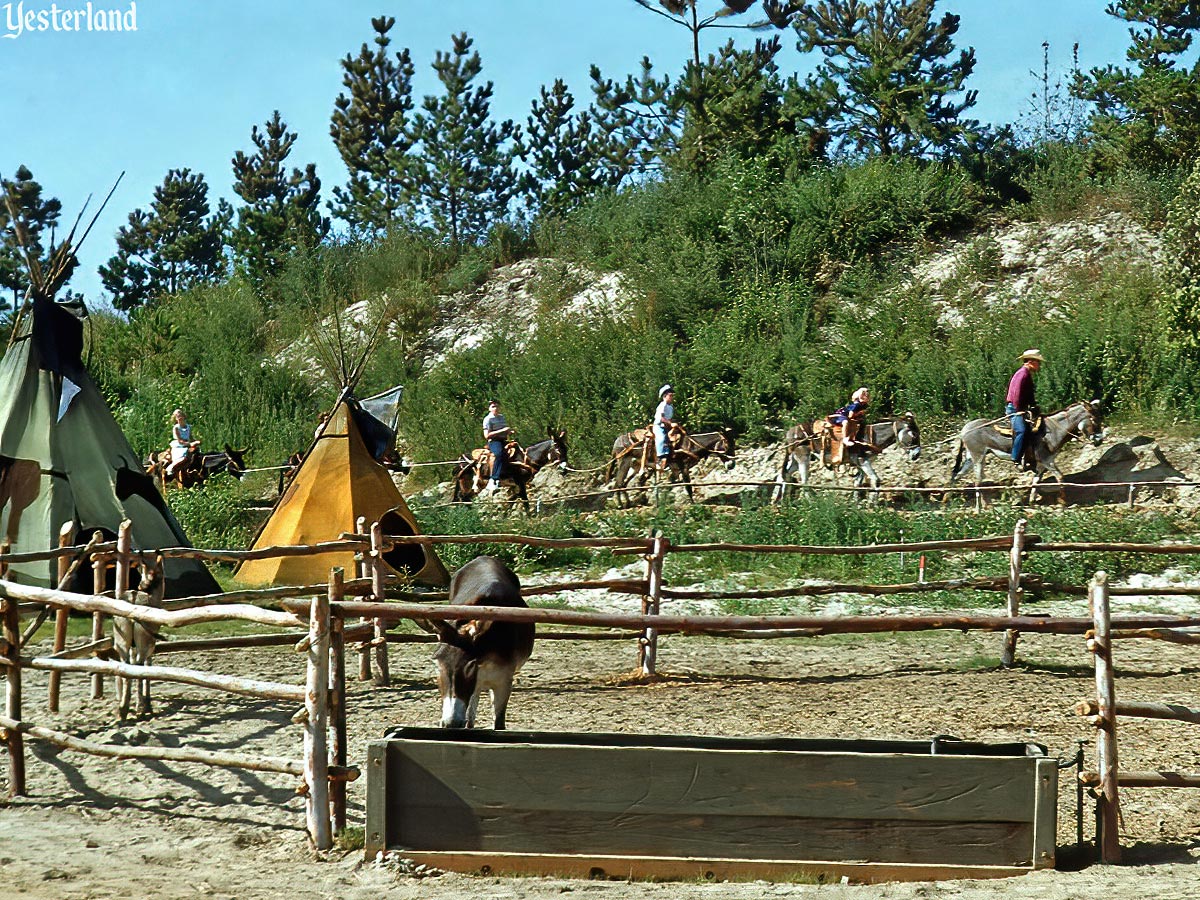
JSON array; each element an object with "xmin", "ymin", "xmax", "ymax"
[{"xmin": 4, "ymin": 611, "xmax": 1200, "ymax": 899}]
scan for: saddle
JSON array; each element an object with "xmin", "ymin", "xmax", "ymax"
[
  {"xmin": 811, "ymin": 420, "xmax": 863, "ymax": 468},
  {"xmin": 992, "ymin": 415, "xmax": 1043, "ymax": 438},
  {"xmin": 474, "ymin": 440, "xmax": 531, "ymax": 482}
]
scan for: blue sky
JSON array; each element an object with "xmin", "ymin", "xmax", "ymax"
[{"xmin": 1, "ymin": 0, "xmax": 1133, "ymax": 304}]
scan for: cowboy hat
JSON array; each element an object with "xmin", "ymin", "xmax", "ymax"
[
  {"xmin": 1019, "ymin": 349, "xmax": 1045, "ymax": 362},
  {"xmin": 659, "ymin": 384, "xmax": 673, "ymax": 398}
]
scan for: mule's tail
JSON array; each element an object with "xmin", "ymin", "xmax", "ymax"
[
  {"xmin": 949, "ymin": 439, "xmax": 965, "ymax": 484},
  {"xmin": 604, "ymin": 456, "xmax": 616, "ymax": 485}
]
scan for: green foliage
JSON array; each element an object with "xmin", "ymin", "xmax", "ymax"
[
  {"xmin": 231, "ymin": 111, "xmax": 330, "ymax": 289},
  {"xmin": 0, "ymin": 165, "xmax": 63, "ymax": 306},
  {"xmin": 329, "ymin": 16, "xmax": 417, "ymax": 233},
  {"xmin": 520, "ymin": 79, "xmax": 625, "ymax": 220},
  {"xmin": 791, "ymin": 0, "xmax": 981, "ymax": 159},
  {"xmin": 1072, "ymin": 0, "xmax": 1200, "ymax": 168},
  {"xmin": 410, "ymin": 33, "xmax": 521, "ymax": 248},
  {"xmin": 99, "ymin": 168, "xmax": 230, "ymax": 311},
  {"xmin": 166, "ymin": 476, "xmax": 262, "ymax": 550},
  {"xmin": 1163, "ymin": 157, "xmax": 1200, "ymax": 359}
]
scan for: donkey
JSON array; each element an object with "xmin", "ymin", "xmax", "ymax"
[
  {"xmin": 605, "ymin": 427, "xmax": 655, "ymax": 507},
  {"xmin": 147, "ymin": 444, "xmax": 247, "ymax": 490},
  {"xmin": 775, "ymin": 413, "xmax": 922, "ymax": 503},
  {"xmin": 452, "ymin": 428, "xmax": 569, "ymax": 512},
  {"xmin": 951, "ymin": 400, "xmax": 1104, "ymax": 509},
  {"xmin": 607, "ymin": 427, "xmax": 736, "ymax": 506},
  {"xmin": 432, "ymin": 556, "xmax": 535, "ymax": 730}
]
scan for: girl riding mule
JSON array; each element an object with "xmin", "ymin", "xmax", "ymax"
[
  {"xmin": 775, "ymin": 413, "xmax": 922, "ymax": 504},
  {"xmin": 951, "ymin": 400, "xmax": 1104, "ymax": 509}
]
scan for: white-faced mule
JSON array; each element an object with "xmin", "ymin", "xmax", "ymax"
[{"xmin": 432, "ymin": 556, "xmax": 535, "ymax": 729}]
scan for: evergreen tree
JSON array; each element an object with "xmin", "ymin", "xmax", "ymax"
[
  {"xmin": 631, "ymin": 1, "xmax": 798, "ymax": 69},
  {"xmin": 99, "ymin": 168, "xmax": 230, "ymax": 311},
  {"xmin": 0, "ymin": 165, "xmax": 63, "ymax": 309},
  {"xmin": 1072, "ymin": 1, "xmax": 1200, "ymax": 166},
  {"xmin": 409, "ymin": 33, "xmax": 521, "ymax": 248},
  {"xmin": 676, "ymin": 37, "xmax": 800, "ymax": 168},
  {"xmin": 791, "ymin": 0, "xmax": 980, "ymax": 158},
  {"xmin": 590, "ymin": 57, "xmax": 678, "ymax": 176},
  {"xmin": 329, "ymin": 15, "xmax": 417, "ymax": 233},
  {"xmin": 608, "ymin": 1, "xmax": 798, "ymax": 172},
  {"xmin": 231, "ymin": 111, "xmax": 329, "ymax": 286},
  {"xmin": 519, "ymin": 79, "xmax": 626, "ymax": 219}
]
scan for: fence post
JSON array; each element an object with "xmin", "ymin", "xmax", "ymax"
[
  {"xmin": 329, "ymin": 609, "xmax": 347, "ymax": 835},
  {"xmin": 2, "ymin": 550, "xmax": 26, "ymax": 797},
  {"xmin": 1089, "ymin": 570, "xmax": 1122, "ymax": 864},
  {"xmin": 304, "ymin": 568, "xmax": 334, "ymax": 851},
  {"xmin": 1001, "ymin": 518, "xmax": 1027, "ymax": 667},
  {"xmin": 90, "ymin": 535, "xmax": 106, "ymax": 699},
  {"xmin": 355, "ymin": 516, "xmax": 371, "ymax": 682},
  {"xmin": 47, "ymin": 521, "xmax": 77, "ymax": 712},
  {"xmin": 370, "ymin": 521, "xmax": 389, "ymax": 687},
  {"xmin": 112, "ymin": 521, "xmax": 132, "ymax": 705},
  {"xmin": 639, "ymin": 531, "xmax": 667, "ymax": 678}
]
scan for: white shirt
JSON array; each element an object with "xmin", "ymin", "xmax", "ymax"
[{"xmin": 654, "ymin": 400, "xmax": 673, "ymax": 429}]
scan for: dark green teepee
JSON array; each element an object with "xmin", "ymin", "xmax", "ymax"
[{"xmin": 0, "ymin": 186, "xmax": 219, "ymax": 597}]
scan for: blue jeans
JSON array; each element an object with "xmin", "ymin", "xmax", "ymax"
[
  {"xmin": 487, "ymin": 440, "xmax": 505, "ymax": 482},
  {"xmin": 1006, "ymin": 402, "xmax": 1028, "ymax": 463}
]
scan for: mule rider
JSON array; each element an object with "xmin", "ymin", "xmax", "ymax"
[
  {"xmin": 166, "ymin": 408, "xmax": 201, "ymax": 479},
  {"xmin": 1006, "ymin": 349, "xmax": 1043, "ymax": 469},
  {"xmin": 482, "ymin": 399, "xmax": 512, "ymax": 494},
  {"xmin": 653, "ymin": 384, "xmax": 677, "ymax": 471},
  {"xmin": 829, "ymin": 387, "xmax": 870, "ymax": 447}
]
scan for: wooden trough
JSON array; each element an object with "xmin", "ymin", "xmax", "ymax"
[{"xmin": 365, "ymin": 728, "xmax": 1058, "ymax": 883}]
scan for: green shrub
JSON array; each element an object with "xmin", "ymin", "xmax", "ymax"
[{"xmin": 167, "ymin": 476, "xmax": 262, "ymax": 550}]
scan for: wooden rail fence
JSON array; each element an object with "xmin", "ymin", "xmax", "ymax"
[
  {"xmin": 8, "ymin": 519, "xmax": 1200, "ymax": 858},
  {"xmin": 1074, "ymin": 572, "xmax": 1200, "ymax": 864}
]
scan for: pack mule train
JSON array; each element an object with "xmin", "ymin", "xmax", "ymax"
[
  {"xmin": 452, "ymin": 427, "xmax": 569, "ymax": 511},
  {"xmin": 606, "ymin": 425, "xmax": 737, "ymax": 507},
  {"xmin": 430, "ymin": 556, "xmax": 535, "ymax": 730},
  {"xmin": 774, "ymin": 413, "xmax": 923, "ymax": 502},
  {"xmin": 951, "ymin": 400, "xmax": 1105, "ymax": 508}
]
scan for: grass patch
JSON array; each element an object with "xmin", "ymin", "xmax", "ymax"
[{"xmin": 334, "ymin": 826, "xmax": 365, "ymax": 852}]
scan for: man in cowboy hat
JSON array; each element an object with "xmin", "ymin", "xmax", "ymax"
[{"xmin": 1006, "ymin": 350, "xmax": 1044, "ymax": 469}]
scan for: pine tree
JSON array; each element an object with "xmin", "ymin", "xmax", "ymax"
[
  {"xmin": 409, "ymin": 33, "xmax": 521, "ymax": 248},
  {"xmin": 1072, "ymin": 1, "xmax": 1200, "ymax": 166},
  {"xmin": 791, "ymin": 0, "xmax": 980, "ymax": 158},
  {"xmin": 329, "ymin": 15, "xmax": 417, "ymax": 233},
  {"xmin": 0, "ymin": 165, "xmax": 63, "ymax": 310},
  {"xmin": 607, "ymin": 1, "xmax": 798, "ymax": 172},
  {"xmin": 99, "ymin": 168, "xmax": 230, "ymax": 311},
  {"xmin": 519, "ymin": 79, "xmax": 626, "ymax": 220},
  {"xmin": 590, "ymin": 57, "xmax": 678, "ymax": 175},
  {"xmin": 231, "ymin": 111, "xmax": 329, "ymax": 286}
]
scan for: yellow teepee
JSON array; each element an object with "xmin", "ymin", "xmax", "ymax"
[{"xmin": 234, "ymin": 396, "xmax": 447, "ymax": 587}]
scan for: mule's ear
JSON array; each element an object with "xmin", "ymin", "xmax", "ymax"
[
  {"xmin": 225, "ymin": 442, "xmax": 234, "ymax": 454},
  {"xmin": 547, "ymin": 426, "xmax": 555, "ymax": 439},
  {"xmin": 558, "ymin": 429, "xmax": 567, "ymax": 439},
  {"xmin": 1090, "ymin": 399, "xmax": 1102, "ymax": 410}
]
